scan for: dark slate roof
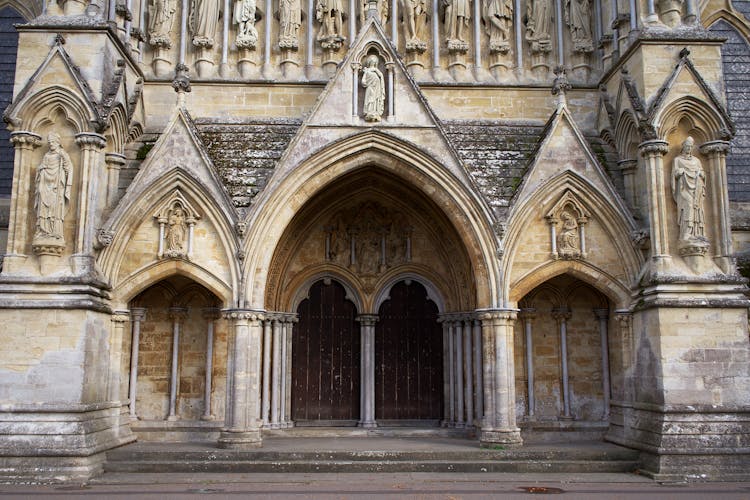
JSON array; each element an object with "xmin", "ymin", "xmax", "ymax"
[{"xmin": 195, "ymin": 118, "xmax": 302, "ymax": 207}]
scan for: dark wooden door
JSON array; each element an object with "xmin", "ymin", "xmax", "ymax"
[
  {"xmin": 293, "ymin": 280, "xmax": 360, "ymax": 422},
  {"xmin": 375, "ymin": 280, "xmax": 443, "ymax": 420}
]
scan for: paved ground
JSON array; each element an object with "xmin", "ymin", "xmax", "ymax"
[{"xmin": 2, "ymin": 473, "xmax": 750, "ymax": 499}]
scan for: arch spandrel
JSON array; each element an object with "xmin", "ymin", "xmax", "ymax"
[{"xmin": 244, "ymin": 132, "xmax": 500, "ymax": 311}]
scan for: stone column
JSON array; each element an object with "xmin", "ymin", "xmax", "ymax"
[
  {"xmin": 552, "ymin": 308, "xmax": 572, "ymax": 419},
  {"xmin": 478, "ymin": 309, "xmax": 522, "ymax": 447},
  {"xmin": 283, "ymin": 314, "xmax": 297, "ymax": 427},
  {"xmin": 454, "ymin": 318, "xmax": 465, "ymax": 427},
  {"xmin": 473, "ymin": 318, "xmax": 483, "ymax": 424},
  {"xmin": 357, "ymin": 314, "xmax": 378, "ymax": 428},
  {"xmin": 618, "ymin": 159, "xmax": 638, "ymax": 212},
  {"xmin": 519, "ymin": 308, "xmax": 536, "ymax": 419},
  {"xmin": 270, "ymin": 315, "xmax": 282, "ymax": 428},
  {"xmin": 462, "ymin": 317, "xmax": 474, "ymax": 427},
  {"xmin": 104, "ymin": 153, "xmax": 126, "ymax": 209},
  {"xmin": 167, "ymin": 307, "xmax": 187, "ymax": 421},
  {"xmin": 201, "ymin": 308, "xmax": 220, "ymax": 420},
  {"xmin": 639, "ymin": 140, "xmax": 671, "ymax": 274},
  {"xmin": 128, "ymin": 307, "xmax": 146, "ymax": 419},
  {"xmin": 109, "ymin": 311, "xmax": 130, "ymax": 405},
  {"xmin": 218, "ymin": 310, "xmax": 265, "ymax": 448},
  {"xmin": 261, "ymin": 316, "xmax": 272, "ymax": 425},
  {"xmin": 447, "ymin": 317, "xmax": 456, "ymax": 425},
  {"xmin": 73, "ymin": 133, "xmax": 106, "ymax": 262},
  {"xmin": 700, "ymin": 141, "xmax": 734, "ymax": 274},
  {"xmin": 5, "ymin": 132, "xmax": 41, "ymax": 272},
  {"xmin": 439, "ymin": 317, "xmax": 451, "ymax": 426},
  {"xmin": 594, "ymin": 308, "xmax": 611, "ymax": 420}
]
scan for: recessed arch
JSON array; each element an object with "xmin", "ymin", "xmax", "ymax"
[
  {"xmin": 373, "ymin": 273, "xmax": 446, "ymax": 314},
  {"xmin": 14, "ymin": 86, "xmax": 97, "ymax": 134},
  {"xmin": 656, "ymin": 96, "xmax": 727, "ymax": 142},
  {"xmin": 614, "ymin": 110, "xmax": 640, "ymax": 160},
  {"xmin": 289, "ymin": 272, "xmax": 364, "ymax": 314},
  {"xmin": 0, "ymin": 1, "xmax": 40, "ymax": 22}
]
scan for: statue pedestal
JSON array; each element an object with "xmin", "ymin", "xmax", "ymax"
[
  {"xmin": 152, "ymin": 45, "xmax": 172, "ymax": 77},
  {"xmin": 571, "ymin": 51, "xmax": 591, "ymax": 82},
  {"xmin": 321, "ymin": 48, "xmax": 341, "ymax": 78},
  {"xmin": 238, "ymin": 48, "xmax": 258, "ymax": 79},
  {"xmin": 405, "ymin": 49, "xmax": 426, "ymax": 81},
  {"xmin": 280, "ymin": 49, "xmax": 302, "ymax": 80},
  {"xmin": 678, "ymin": 238, "xmax": 711, "ymax": 274},
  {"xmin": 63, "ymin": 0, "xmax": 87, "ymax": 16},
  {"xmin": 195, "ymin": 46, "xmax": 215, "ymax": 78},
  {"xmin": 530, "ymin": 51, "xmax": 550, "ymax": 81},
  {"xmin": 447, "ymin": 46, "xmax": 470, "ymax": 82},
  {"xmin": 489, "ymin": 52, "xmax": 513, "ymax": 82},
  {"xmin": 32, "ymin": 242, "xmax": 64, "ymax": 276}
]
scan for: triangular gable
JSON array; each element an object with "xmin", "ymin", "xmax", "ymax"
[
  {"xmin": 264, "ymin": 18, "xmax": 480, "ymax": 200},
  {"xmin": 510, "ymin": 106, "xmax": 631, "ymax": 220},
  {"xmin": 104, "ymin": 106, "xmax": 238, "ymax": 231}
]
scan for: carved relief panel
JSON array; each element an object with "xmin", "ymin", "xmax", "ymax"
[
  {"xmin": 153, "ymin": 190, "xmax": 201, "ymax": 260},
  {"xmin": 545, "ymin": 191, "xmax": 589, "ymax": 260}
]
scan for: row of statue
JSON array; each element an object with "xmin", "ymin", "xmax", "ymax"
[{"xmin": 147, "ymin": 0, "xmax": 594, "ymax": 54}]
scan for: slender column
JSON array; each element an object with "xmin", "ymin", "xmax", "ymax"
[
  {"xmin": 139, "ymin": 0, "xmax": 147, "ymax": 61},
  {"xmin": 447, "ymin": 317, "xmax": 456, "ymax": 424},
  {"xmin": 700, "ymin": 141, "xmax": 734, "ymax": 273},
  {"xmin": 514, "ymin": 0, "xmax": 522, "ymax": 70},
  {"xmin": 125, "ymin": 0, "xmax": 133, "ymax": 46},
  {"xmin": 645, "ymin": 0, "xmax": 658, "ymax": 23},
  {"xmin": 179, "ymin": 0, "xmax": 188, "ymax": 64},
  {"xmin": 480, "ymin": 312, "xmax": 495, "ymax": 430},
  {"xmin": 43, "ymin": 0, "xmax": 48, "ymax": 15},
  {"xmin": 454, "ymin": 319, "xmax": 465, "ymax": 427},
  {"xmin": 473, "ymin": 0, "xmax": 481, "ymax": 69},
  {"xmin": 520, "ymin": 308, "xmax": 535, "ymax": 419},
  {"xmin": 554, "ymin": 0, "xmax": 564, "ymax": 65},
  {"xmin": 552, "ymin": 308, "xmax": 572, "ymax": 419},
  {"xmin": 264, "ymin": 0, "xmax": 272, "ymax": 68},
  {"xmin": 202, "ymin": 308, "xmax": 219, "ymax": 420},
  {"xmin": 391, "ymin": 0, "xmax": 398, "ymax": 42},
  {"xmin": 110, "ymin": 311, "xmax": 130, "ymax": 406},
  {"xmin": 104, "ymin": 153, "xmax": 126, "ymax": 208},
  {"xmin": 74, "ymin": 133, "xmax": 106, "ymax": 257},
  {"xmin": 628, "ymin": 0, "xmax": 637, "ymax": 30},
  {"xmin": 128, "ymin": 307, "xmax": 146, "ymax": 418},
  {"xmin": 352, "ymin": 63, "xmax": 361, "ymax": 118},
  {"xmin": 109, "ymin": 0, "xmax": 117, "ymax": 21},
  {"xmin": 221, "ymin": 0, "xmax": 230, "ymax": 72},
  {"xmin": 639, "ymin": 140, "xmax": 671, "ymax": 273},
  {"xmin": 6, "ymin": 132, "xmax": 41, "ymax": 262},
  {"xmin": 284, "ymin": 315, "xmax": 296, "ymax": 427},
  {"xmin": 349, "ymin": 0, "xmax": 356, "ymax": 45},
  {"xmin": 618, "ymin": 159, "xmax": 638, "ymax": 212},
  {"xmin": 279, "ymin": 319, "xmax": 288, "ymax": 424},
  {"xmin": 440, "ymin": 318, "xmax": 451, "ymax": 426},
  {"xmin": 270, "ymin": 316, "xmax": 282, "ymax": 428},
  {"xmin": 386, "ymin": 63, "xmax": 395, "ymax": 119},
  {"xmin": 306, "ymin": 0, "xmax": 314, "ymax": 69},
  {"xmin": 462, "ymin": 317, "xmax": 473, "ymax": 427},
  {"xmin": 431, "ymin": 0, "xmax": 439, "ymax": 72},
  {"xmin": 218, "ymin": 310, "xmax": 265, "ymax": 448},
  {"xmin": 478, "ymin": 309, "xmax": 522, "ymax": 446},
  {"xmin": 167, "ymin": 307, "xmax": 187, "ymax": 421},
  {"xmin": 594, "ymin": 308, "xmax": 610, "ymax": 421},
  {"xmin": 357, "ymin": 315, "xmax": 378, "ymax": 427},
  {"xmin": 262, "ymin": 317, "xmax": 272, "ymax": 425},
  {"xmin": 473, "ymin": 319, "xmax": 483, "ymax": 423}
]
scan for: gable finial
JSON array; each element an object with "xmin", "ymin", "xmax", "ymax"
[
  {"xmin": 172, "ymin": 63, "xmax": 192, "ymax": 107},
  {"xmin": 552, "ymin": 66, "xmax": 570, "ymax": 110}
]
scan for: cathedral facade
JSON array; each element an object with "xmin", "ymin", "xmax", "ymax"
[{"xmin": 0, "ymin": 0, "xmax": 749, "ymax": 482}]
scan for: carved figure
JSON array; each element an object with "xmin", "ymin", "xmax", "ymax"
[
  {"xmin": 166, "ymin": 206, "xmax": 187, "ymax": 255},
  {"xmin": 483, "ymin": 0, "xmax": 513, "ymax": 53},
  {"xmin": 234, "ymin": 0, "xmax": 258, "ymax": 48},
  {"xmin": 279, "ymin": 0, "xmax": 302, "ymax": 48},
  {"xmin": 148, "ymin": 0, "xmax": 177, "ymax": 46},
  {"xmin": 34, "ymin": 133, "xmax": 73, "ymax": 244},
  {"xmin": 671, "ymin": 136, "xmax": 706, "ymax": 241},
  {"xmin": 361, "ymin": 0, "xmax": 389, "ymax": 23},
  {"xmin": 557, "ymin": 211, "xmax": 580, "ymax": 254},
  {"xmin": 316, "ymin": 0, "xmax": 345, "ymax": 47},
  {"xmin": 444, "ymin": 0, "xmax": 471, "ymax": 45},
  {"xmin": 401, "ymin": 0, "xmax": 427, "ymax": 50},
  {"xmin": 361, "ymin": 55, "xmax": 385, "ymax": 122},
  {"xmin": 190, "ymin": 0, "xmax": 221, "ymax": 46},
  {"xmin": 564, "ymin": 0, "xmax": 593, "ymax": 52},
  {"xmin": 525, "ymin": 0, "xmax": 552, "ymax": 52}
]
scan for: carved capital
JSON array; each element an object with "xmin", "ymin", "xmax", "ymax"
[
  {"xmin": 699, "ymin": 140, "xmax": 731, "ymax": 158},
  {"xmin": 105, "ymin": 152, "xmax": 127, "ymax": 169},
  {"xmin": 10, "ymin": 131, "xmax": 42, "ymax": 149},
  {"xmin": 168, "ymin": 306, "xmax": 188, "ymax": 320},
  {"xmin": 550, "ymin": 308, "xmax": 572, "ymax": 321},
  {"xmin": 202, "ymin": 307, "xmax": 221, "ymax": 320},
  {"xmin": 638, "ymin": 140, "xmax": 669, "ymax": 158},
  {"xmin": 32, "ymin": 244, "xmax": 64, "ymax": 256},
  {"xmin": 476, "ymin": 308, "xmax": 518, "ymax": 324},
  {"xmin": 112, "ymin": 310, "xmax": 131, "ymax": 323},
  {"xmin": 614, "ymin": 311, "xmax": 631, "ymax": 328},
  {"xmin": 130, "ymin": 307, "xmax": 147, "ymax": 321},
  {"xmin": 617, "ymin": 159, "xmax": 638, "ymax": 173},
  {"xmin": 356, "ymin": 314, "xmax": 379, "ymax": 326},
  {"xmin": 593, "ymin": 308, "xmax": 609, "ymax": 320},
  {"xmin": 75, "ymin": 132, "xmax": 106, "ymax": 149},
  {"xmin": 222, "ymin": 309, "xmax": 265, "ymax": 322},
  {"xmin": 519, "ymin": 308, "xmax": 536, "ymax": 320}
]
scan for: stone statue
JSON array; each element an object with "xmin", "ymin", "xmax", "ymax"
[
  {"xmin": 34, "ymin": 133, "xmax": 73, "ymax": 244},
  {"xmin": 401, "ymin": 0, "xmax": 428, "ymax": 51},
  {"xmin": 234, "ymin": 0, "xmax": 258, "ymax": 48},
  {"xmin": 361, "ymin": 55, "xmax": 385, "ymax": 122},
  {"xmin": 360, "ymin": 0, "xmax": 389, "ymax": 24},
  {"xmin": 279, "ymin": 0, "xmax": 302, "ymax": 49},
  {"xmin": 557, "ymin": 211, "xmax": 580, "ymax": 255},
  {"xmin": 148, "ymin": 0, "xmax": 177, "ymax": 46},
  {"xmin": 671, "ymin": 136, "xmax": 706, "ymax": 241},
  {"xmin": 564, "ymin": 0, "xmax": 593, "ymax": 52},
  {"xmin": 525, "ymin": 0, "xmax": 552, "ymax": 53},
  {"xmin": 316, "ymin": 0, "xmax": 345, "ymax": 48},
  {"xmin": 444, "ymin": 0, "xmax": 471, "ymax": 47},
  {"xmin": 190, "ymin": 0, "xmax": 222, "ymax": 47},
  {"xmin": 483, "ymin": 0, "xmax": 513, "ymax": 53},
  {"xmin": 166, "ymin": 205, "xmax": 187, "ymax": 256}
]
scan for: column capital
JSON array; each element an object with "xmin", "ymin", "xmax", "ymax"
[
  {"xmin": 638, "ymin": 139, "xmax": 669, "ymax": 158},
  {"xmin": 551, "ymin": 308, "xmax": 572, "ymax": 321},
  {"xmin": 593, "ymin": 308, "xmax": 609, "ymax": 320},
  {"xmin": 518, "ymin": 308, "xmax": 536, "ymax": 320},
  {"xmin": 168, "ymin": 306, "xmax": 188, "ymax": 320},
  {"xmin": 699, "ymin": 140, "xmax": 731, "ymax": 158},
  {"xmin": 614, "ymin": 310, "xmax": 632, "ymax": 327},
  {"xmin": 617, "ymin": 158, "xmax": 638, "ymax": 172},
  {"xmin": 130, "ymin": 307, "xmax": 147, "ymax": 321},
  {"xmin": 476, "ymin": 308, "xmax": 518, "ymax": 323},
  {"xmin": 202, "ymin": 307, "xmax": 221, "ymax": 320},
  {"xmin": 112, "ymin": 309, "xmax": 130, "ymax": 323},
  {"xmin": 75, "ymin": 132, "xmax": 106, "ymax": 149},
  {"xmin": 356, "ymin": 314, "xmax": 379, "ymax": 326},
  {"xmin": 10, "ymin": 131, "xmax": 42, "ymax": 149},
  {"xmin": 222, "ymin": 308, "xmax": 265, "ymax": 322},
  {"xmin": 104, "ymin": 152, "xmax": 127, "ymax": 168}
]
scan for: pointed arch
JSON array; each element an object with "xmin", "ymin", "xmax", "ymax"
[
  {"xmin": 289, "ymin": 272, "xmax": 364, "ymax": 313},
  {"xmin": 656, "ymin": 96, "xmax": 726, "ymax": 142},
  {"xmin": 704, "ymin": 8, "xmax": 750, "ymax": 41},
  {"xmin": 13, "ymin": 85, "xmax": 96, "ymax": 134},
  {"xmin": 615, "ymin": 110, "xmax": 640, "ymax": 160},
  {"xmin": 243, "ymin": 129, "xmax": 500, "ymax": 310},
  {"xmin": 0, "ymin": 1, "xmax": 40, "ymax": 21},
  {"xmin": 373, "ymin": 273, "xmax": 446, "ymax": 314},
  {"xmin": 106, "ymin": 103, "xmax": 129, "ymax": 153}
]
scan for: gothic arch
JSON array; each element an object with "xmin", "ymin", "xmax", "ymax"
[
  {"xmin": 289, "ymin": 272, "xmax": 364, "ymax": 313},
  {"xmin": 373, "ymin": 273, "xmax": 446, "ymax": 314},
  {"xmin": 13, "ymin": 86, "xmax": 96, "ymax": 135},
  {"xmin": 656, "ymin": 96, "xmax": 727, "ymax": 142},
  {"xmin": 704, "ymin": 8, "xmax": 750, "ymax": 41},
  {"xmin": 106, "ymin": 103, "xmax": 129, "ymax": 154},
  {"xmin": 615, "ymin": 110, "xmax": 640, "ymax": 160},
  {"xmin": 0, "ymin": 1, "xmax": 40, "ymax": 21},
  {"xmin": 244, "ymin": 130, "xmax": 499, "ymax": 311}
]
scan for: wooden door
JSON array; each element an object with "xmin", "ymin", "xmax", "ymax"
[
  {"xmin": 292, "ymin": 280, "xmax": 360, "ymax": 423},
  {"xmin": 375, "ymin": 280, "xmax": 443, "ymax": 420}
]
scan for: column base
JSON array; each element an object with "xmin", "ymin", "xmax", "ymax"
[
  {"xmin": 217, "ymin": 429, "xmax": 262, "ymax": 449},
  {"xmin": 358, "ymin": 420, "xmax": 378, "ymax": 428},
  {"xmin": 479, "ymin": 428, "xmax": 523, "ymax": 448}
]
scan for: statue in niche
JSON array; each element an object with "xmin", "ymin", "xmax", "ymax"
[
  {"xmin": 483, "ymin": 0, "xmax": 513, "ymax": 54},
  {"xmin": 279, "ymin": 0, "xmax": 302, "ymax": 49},
  {"xmin": 525, "ymin": 0, "xmax": 552, "ymax": 53},
  {"xmin": 34, "ymin": 133, "xmax": 73, "ymax": 245},
  {"xmin": 328, "ymin": 214, "xmax": 350, "ymax": 265},
  {"xmin": 401, "ymin": 0, "xmax": 428, "ymax": 51},
  {"xmin": 557, "ymin": 210, "xmax": 580, "ymax": 255},
  {"xmin": 358, "ymin": 231, "xmax": 382, "ymax": 274},
  {"xmin": 165, "ymin": 204, "xmax": 188, "ymax": 257},
  {"xmin": 148, "ymin": 0, "xmax": 177, "ymax": 46},
  {"xmin": 362, "ymin": 55, "xmax": 385, "ymax": 122},
  {"xmin": 564, "ymin": 0, "xmax": 593, "ymax": 52},
  {"xmin": 316, "ymin": 0, "xmax": 345, "ymax": 48},
  {"xmin": 360, "ymin": 0, "xmax": 389, "ymax": 24},
  {"xmin": 444, "ymin": 0, "xmax": 471, "ymax": 48},
  {"xmin": 234, "ymin": 0, "xmax": 258, "ymax": 48},
  {"xmin": 190, "ymin": 0, "xmax": 222, "ymax": 47},
  {"xmin": 671, "ymin": 136, "xmax": 706, "ymax": 242}
]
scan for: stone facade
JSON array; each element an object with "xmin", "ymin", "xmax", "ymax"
[{"xmin": 0, "ymin": 0, "xmax": 749, "ymax": 483}]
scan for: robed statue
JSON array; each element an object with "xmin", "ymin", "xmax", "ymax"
[
  {"xmin": 362, "ymin": 55, "xmax": 385, "ymax": 121},
  {"xmin": 34, "ymin": 133, "xmax": 73, "ymax": 245},
  {"xmin": 671, "ymin": 136, "xmax": 706, "ymax": 241}
]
